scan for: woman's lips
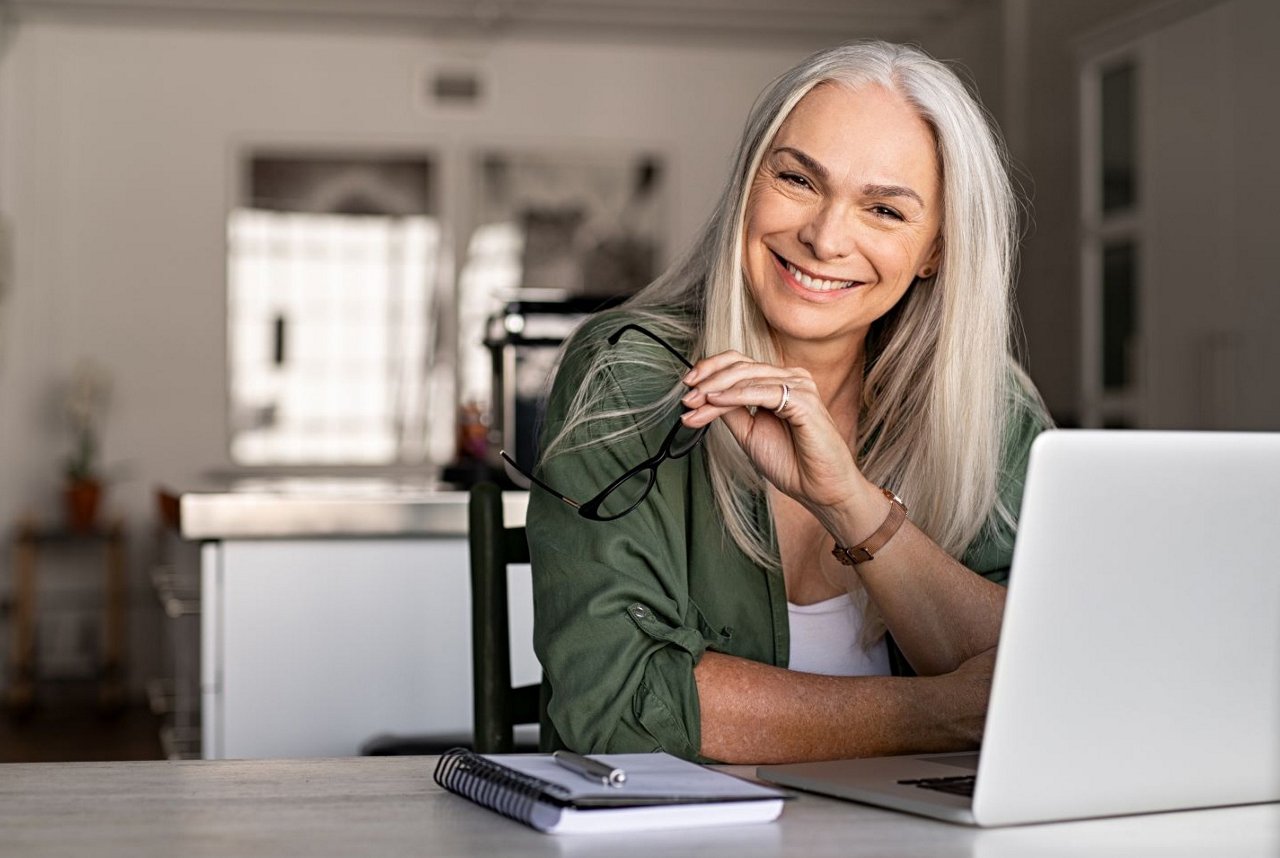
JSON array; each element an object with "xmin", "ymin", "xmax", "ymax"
[{"xmin": 771, "ymin": 252, "xmax": 863, "ymax": 299}]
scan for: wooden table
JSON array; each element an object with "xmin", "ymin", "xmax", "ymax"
[{"xmin": 0, "ymin": 756, "xmax": 1276, "ymax": 857}]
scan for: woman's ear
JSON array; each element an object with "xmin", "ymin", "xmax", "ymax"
[{"xmin": 918, "ymin": 237, "xmax": 943, "ymax": 279}]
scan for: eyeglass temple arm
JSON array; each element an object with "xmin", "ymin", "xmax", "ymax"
[
  {"xmin": 607, "ymin": 323, "xmax": 695, "ymax": 370},
  {"xmin": 499, "ymin": 450, "xmax": 581, "ymax": 510}
]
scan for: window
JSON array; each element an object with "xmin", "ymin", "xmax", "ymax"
[
  {"xmin": 1081, "ymin": 56, "xmax": 1143, "ymax": 428},
  {"xmin": 227, "ymin": 148, "xmax": 665, "ymax": 470},
  {"xmin": 227, "ymin": 154, "xmax": 444, "ymax": 465},
  {"xmin": 1100, "ymin": 63, "xmax": 1138, "ymax": 214}
]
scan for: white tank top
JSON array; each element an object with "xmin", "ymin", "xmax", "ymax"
[{"xmin": 787, "ymin": 592, "xmax": 892, "ymax": 677}]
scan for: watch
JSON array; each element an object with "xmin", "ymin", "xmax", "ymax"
[{"xmin": 831, "ymin": 487, "xmax": 908, "ymax": 566}]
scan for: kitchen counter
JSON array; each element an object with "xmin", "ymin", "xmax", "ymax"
[
  {"xmin": 179, "ymin": 478, "xmax": 537, "ymax": 759},
  {"xmin": 179, "ymin": 479, "xmax": 528, "ymax": 539}
]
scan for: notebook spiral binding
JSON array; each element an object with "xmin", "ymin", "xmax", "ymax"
[{"xmin": 434, "ymin": 748, "xmax": 572, "ymax": 825}]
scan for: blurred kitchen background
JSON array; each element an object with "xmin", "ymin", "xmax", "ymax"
[{"xmin": 0, "ymin": 0, "xmax": 1276, "ymax": 761}]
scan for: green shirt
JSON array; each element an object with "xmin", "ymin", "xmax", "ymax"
[{"xmin": 527, "ymin": 315, "xmax": 1048, "ymax": 762}]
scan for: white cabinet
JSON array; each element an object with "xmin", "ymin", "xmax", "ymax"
[{"xmin": 200, "ymin": 536, "xmax": 537, "ymax": 759}]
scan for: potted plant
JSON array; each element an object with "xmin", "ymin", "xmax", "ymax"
[{"xmin": 63, "ymin": 358, "xmax": 111, "ymax": 532}]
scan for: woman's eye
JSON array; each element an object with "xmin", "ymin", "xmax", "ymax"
[
  {"xmin": 779, "ymin": 172, "xmax": 812, "ymax": 190},
  {"xmin": 871, "ymin": 205, "xmax": 904, "ymax": 221}
]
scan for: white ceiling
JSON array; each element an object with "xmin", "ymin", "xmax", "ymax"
[{"xmin": 4, "ymin": 0, "xmax": 981, "ymax": 44}]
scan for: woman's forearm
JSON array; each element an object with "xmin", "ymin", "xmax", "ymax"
[
  {"xmin": 852, "ymin": 520, "xmax": 1005, "ymax": 675},
  {"xmin": 694, "ymin": 650, "xmax": 988, "ymax": 764},
  {"xmin": 814, "ymin": 481, "xmax": 1006, "ymax": 676}
]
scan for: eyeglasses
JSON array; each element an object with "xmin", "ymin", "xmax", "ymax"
[{"xmin": 501, "ymin": 323, "xmax": 707, "ymax": 521}]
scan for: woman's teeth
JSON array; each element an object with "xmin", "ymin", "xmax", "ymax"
[{"xmin": 785, "ymin": 260, "xmax": 854, "ymax": 291}]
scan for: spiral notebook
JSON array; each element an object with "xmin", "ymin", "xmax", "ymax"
[{"xmin": 433, "ymin": 748, "xmax": 788, "ymax": 834}]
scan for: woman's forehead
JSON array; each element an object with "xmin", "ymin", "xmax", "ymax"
[{"xmin": 769, "ymin": 82, "xmax": 940, "ymax": 201}]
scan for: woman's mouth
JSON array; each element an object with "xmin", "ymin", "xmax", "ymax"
[{"xmin": 773, "ymin": 252, "xmax": 859, "ymax": 292}]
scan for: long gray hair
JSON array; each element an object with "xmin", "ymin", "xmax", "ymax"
[{"xmin": 543, "ymin": 40, "xmax": 1039, "ymax": 572}]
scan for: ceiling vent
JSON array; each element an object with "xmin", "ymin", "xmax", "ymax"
[{"xmin": 428, "ymin": 69, "xmax": 483, "ymax": 107}]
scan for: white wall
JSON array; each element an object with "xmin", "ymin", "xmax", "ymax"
[
  {"xmin": 0, "ymin": 19, "xmax": 833, "ymax": 690},
  {"xmin": 918, "ymin": 0, "xmax": 1005, "ymax": 126},
  {"xmin": 1139, "ymin": 0, "xmax": 1280, "ymax": 430}
]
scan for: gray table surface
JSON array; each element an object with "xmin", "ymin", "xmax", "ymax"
[{"xmin": 1, "ymin": 756, "xmax": 1277, "ymax": 858}]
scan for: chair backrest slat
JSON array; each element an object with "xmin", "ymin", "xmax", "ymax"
[{"xmin": 469, "ymin": 483, "xmax": 542, "ymax": 754}]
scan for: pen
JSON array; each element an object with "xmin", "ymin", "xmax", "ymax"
[{"xmin": 552, "ymin": 750, "xmax": 627, "ymax": 787}]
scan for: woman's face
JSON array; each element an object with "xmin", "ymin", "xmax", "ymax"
[{"xmin": 743, "ymin": 82, "xmax": 942, "ymax": 356}]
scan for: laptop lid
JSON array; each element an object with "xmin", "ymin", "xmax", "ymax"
[{"xmin": 972, "ymin": 430, "xmax": 1280, "ymax": 826}]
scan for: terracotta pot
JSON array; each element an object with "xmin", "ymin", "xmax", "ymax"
[{"xmin": 65, "ymin": 479, "xmax": 103, "ymax": 533}]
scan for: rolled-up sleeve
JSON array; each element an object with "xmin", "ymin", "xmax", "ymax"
[{"xmin": 527, "ymin": 329, "xmax": 709, "ymax": 759}]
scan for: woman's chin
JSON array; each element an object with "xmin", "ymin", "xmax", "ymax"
[{"xmin": 766, "ymin": 318, "xmax": 868, "ymax": 350}]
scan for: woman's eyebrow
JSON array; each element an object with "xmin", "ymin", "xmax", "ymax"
[
  {"xmin": 771, "ymin": 146, "xmax": 925, "ymax": 209},
  {"xmin": 863, "ymin": 183, "xmax": 925, "ymax": 209},
  {"xmin": 772, "ymin": 146, "xmax": 829, "ymax": 182}
]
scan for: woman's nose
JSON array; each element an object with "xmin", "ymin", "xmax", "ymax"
[{"xmin": 796, "ymin": 202, "xmax": 856, "ymax": 261}]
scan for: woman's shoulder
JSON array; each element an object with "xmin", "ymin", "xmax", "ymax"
[
  {"xmin": 961, "ymin": 363, "xmax": 1054, "ymax": 577},
  {"xmin": 540, "ymin": 305, "xmax": 697, "ymax": 450},
  {"xmin": 563, "ymin": 306, "xmax": 695, "ymax": 354},
  {"xmin": 558, "ymin": 306, "xmax": 697, "ymax": 393},
  {"xmin": 1001, "ymin": 364, "xmax": 1055, "ymax": 451},
  {"xmin": 992, "ymin": 363, "xmax": 1054, "ymax": 515}
]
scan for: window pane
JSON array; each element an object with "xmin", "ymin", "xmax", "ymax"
[
  {"xmin": 228, "ymin": 210, "xmax": 439, "ymax": 465},
  {"xmin": 228, "ymin": 154, "xmax": 442, "ymax": 466},
  {"xmin": 1101, "ymin": 63, "xmax": 1137, "ymax": 213},
  {"xmin": 1102, "ymin": 241, "xmax": 1138, "ymax": 391}
]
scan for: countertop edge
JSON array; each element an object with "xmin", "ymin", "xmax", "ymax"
[{"xmin": 179, "ymin": 491, "xmax": 529, "ymax": 540}]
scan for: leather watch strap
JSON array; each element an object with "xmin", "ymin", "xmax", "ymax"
[{"xmin": 831, "ymin": 487, "xmax": 908, "ymax": 566}]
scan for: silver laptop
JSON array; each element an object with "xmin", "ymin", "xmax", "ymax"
[{"xmin": 759, "ymin": 430, "xmax": 1280, "ymax": 826}]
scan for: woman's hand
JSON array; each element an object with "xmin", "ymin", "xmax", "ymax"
[{"xmin": 680, "ymin": 350, "xmax": 866, "ymax": 511}]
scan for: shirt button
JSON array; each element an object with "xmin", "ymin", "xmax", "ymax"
[{"xmin": 630, "ymin": 605, "xmax": 647, "ymax": 619}]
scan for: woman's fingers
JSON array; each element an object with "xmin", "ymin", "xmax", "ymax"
[
  {"xmin": 706, "ymin": 381, "xmax": 794, "ymax": 412},
  {"xmin": 684, "ymin": 359, "xmax": 790, "ymax": 399},
  {"xmin": 680, "ymin": 353, "xmax": 808, "ymax": 417},
  {"xmin": 679, "ymin": 350, "xmax": 860, "ymax": 509},
  {"xmin": 681, "ymin": 350, "xmax": 756, "ymax": 386},
  {"xmin": 681, "ymin": 380, "xmax": 816, "ymax": 429}
]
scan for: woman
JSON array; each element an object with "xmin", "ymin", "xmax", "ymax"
[{"xmin": 517, "ymin": 41, "xmax": 1052, "ymax": 764}]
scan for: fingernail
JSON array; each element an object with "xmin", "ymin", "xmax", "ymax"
[
  {"xmin": 683, "ymin": 369, "xmax": 698, "ymax": 385},
  {"xmin": 681, "ymin": 390, "xmax": 697, "ymax": 404}
]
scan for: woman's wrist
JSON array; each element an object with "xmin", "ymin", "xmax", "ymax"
[{"xmin": 809, "ymin": 476, "xmax": 894, "ymax": 551}]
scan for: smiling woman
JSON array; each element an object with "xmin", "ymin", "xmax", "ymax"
[
  {"xmin": 525, "ymin": 41, "xmax": 1052, "ymax": 766},
  {"xmin": 743, "ymin": 83, "xmax": 942, "ymax": 356}
]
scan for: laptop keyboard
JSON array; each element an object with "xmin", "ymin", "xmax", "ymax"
[{"xmin": 898, "ymin": 775, "xmax": 977, "ymax": 798}]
